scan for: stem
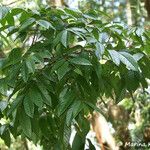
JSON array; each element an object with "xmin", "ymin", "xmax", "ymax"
[
  {"xmin": 130, "ymin": 92, "xmax": 135, "ymax": 103},
  {"xmin": 24, "ymin": 139, "xmax": 29, "ymax": 150}
]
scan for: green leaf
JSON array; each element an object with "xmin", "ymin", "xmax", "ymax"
[
  {"xmin": 52, "ymin": 32, "xmax": 63, "ymax": 47},
  {"xmin": 72, "ymin": 133, "xmax": 85, "ymax": 150},
  {"xmin": 19, "ymin": 18, "xmax": 35, "ymax": 31},
  {"xmin": 62, "ymin": 124, "xmax": 71, "ymax": 149},
  {"xmin": 0, "ymin": 58, "xmax": 5, "ymax": 70},
  {"xmin": 72, "ymin": 101, "xmax": 83, "ymax": 118},
  {"xmin": 95, "ymin": 42, "xmax": 105, "ymax": 59},
  {"xmin": 74, "ymin": 68, "xmax": 83, "ymax": 76},
  {"xmin": 11, "ymin": 8, "xmax": 24, "ymax": 16},
  {"xmin": 31, "ymin": 117, "xmax": 40, "ymax": 142},
  {"xmin": 109, "ymin": 50, "xmax": 139, "ymax": 71},
  {"xmin": 7, "ymin": 94, "xmax": 23, "ymax": 116},
  {"xmin": 0, "ymin": 78, "xmax": 7, "ymax": 94},
  {"xmin": 19, "ymin": 110, "xmax": 32, "ymax": 138},
  {"xmin": 19, "ymin": 11, "xmax": 31, "ymax": 23},
  {"xmin": 7, "ymin": 63, "xmax": 21, "ymax": 85},
  {"xmin": 51, "ymin": 59, "xmax": 66, "ymax": 73},
  {"xmin": 59, "ymin": 119, "xmax": 71, "ymax": 148},
  {"xmin": 61, "ymin": 30, "xmax": 68, "ymax": 47},
  {"xmin": 26, "ymin": 56, "xmax": 35, "ymax": 73},
  {"xmin": 0, "ymin": 101, "xmax": 7, "ymax": 111},
  {"xmin": 67, "ymin": 28, "xmax": 85, "ymax": 39},
  {"xmin": 68, "ymin": 27, "xmax": 86, "ymax": 34},
  {"xmin": 69, "ymin": 57, "xmax": 92, "ymax": 66},
  {"xmin": 66, "ymin": 101, "xmax": 83, "ymax": 126},
  {"xmin": 37, "ymin": 83, "xmax": 52, "ymax": 106},
  {"xmin": 57, "ymin": 90, "xmax": 75, "ymax": 116},
  {"xmin": 5, "ymin": 12, "xmax": 14, "ymax": 26},
  {"xmin": 23, "ymin": 94, "xmax": 34, "ymax": 118},
  {"xmin": 119, "ymin": 51, "xmax": 139, "ymax": 71},
  {"xmin": 66, "ymin": 107, "xmax": 73, "ymax": 126},
  {"xmin": 139, "ymin": 57, "xmax": 150, "ymax": 78},
  {"xmin": 21, "ymin": 62, "xmax": 29, "ymax": 82},
  {"xmin": 133, "ymin": 53, "xmax": 144, "ymax": 61},
  {"xmin": 125, "ymin": 71, "xmax": 139, "ymax": 92},
  {"xmin": 57, "ymin": 62, "xmax": 70, "ymax": 80},
  {"xmin": 64, "ymin": 8, "xmax": 82, "ymax": 17},
  {"xmin": 136, "ymin": 28, "xmax": 144, "ymax": 37},
  {"xmin": 108, "ymin": 50, "xmax": 120, "ymax": 66},
  {"xmin": 29, "ymin": 87, "xmax": 43, "ymax": 108},
  {"xmin": 8, "ymin": 48, "xmax": 22, "ymax": 65},
  {"xmin": 94, "ymin": 62, "xmax": 102, "ymax": 81},
  {"xmin": 0, "ymin": 125, "xmax": 6, "ymax": 135},
  {"xmin": 59, "ymin": 87, "xmax": 68, "ymax": 99},
  {"xmin": 39, "ymin": 115, "xmax": 49, "ymax": 138},
  {"xmin": 37, "ymin": 20, "xmax": 55, "ymax": 30},
  {"xmin": 1, "ymin": 129, "xmax": 11, "ymax": 147}
]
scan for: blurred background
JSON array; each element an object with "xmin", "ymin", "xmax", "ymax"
[{"xmin": 0, "ymin": 0, "xmax": 150, "ymax": 149}]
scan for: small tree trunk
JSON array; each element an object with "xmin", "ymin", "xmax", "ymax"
[
  {"xmin": 145, "ymin": 0, "xmax": 150, "ymax": 19},
  {"xmin": 89, "ymin": 112, "xmax": 119, "ymax": 150},
  {"xmin": 126, "ymin": 0, "xmax": 132, "ymax": 26}
]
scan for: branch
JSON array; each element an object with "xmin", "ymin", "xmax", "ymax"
[
  {"xmin": 99, "ymin": 96, "xmax": 108, "ymax": 108},
  {"xmin": 2, "ymin": 0, "xmax": 21, "ymax": 6}
]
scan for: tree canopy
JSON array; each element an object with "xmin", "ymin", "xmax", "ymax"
[{"xmin": 0, "ymin": 2, "xmax": 150, "ymax": 150}]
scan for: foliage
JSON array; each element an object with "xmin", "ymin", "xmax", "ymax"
[{"xmin": 0, "ymin": 5, "xmax": 150, "ymax": 149}]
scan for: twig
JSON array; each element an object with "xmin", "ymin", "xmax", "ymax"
[
  {"xmin": 130, "ymin": 92, "xmax": 135, "ymax": 103},
  {"xmin": 23, "ymin": 139, "xmax": 29, "ymax": 150},
  {"xmin": 100, "ymin": 96, "xmax": 107, "ymax": 108},
  {"xmin": 31, "ymin": 33, "xmax": 36, "ymax": 46}
]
